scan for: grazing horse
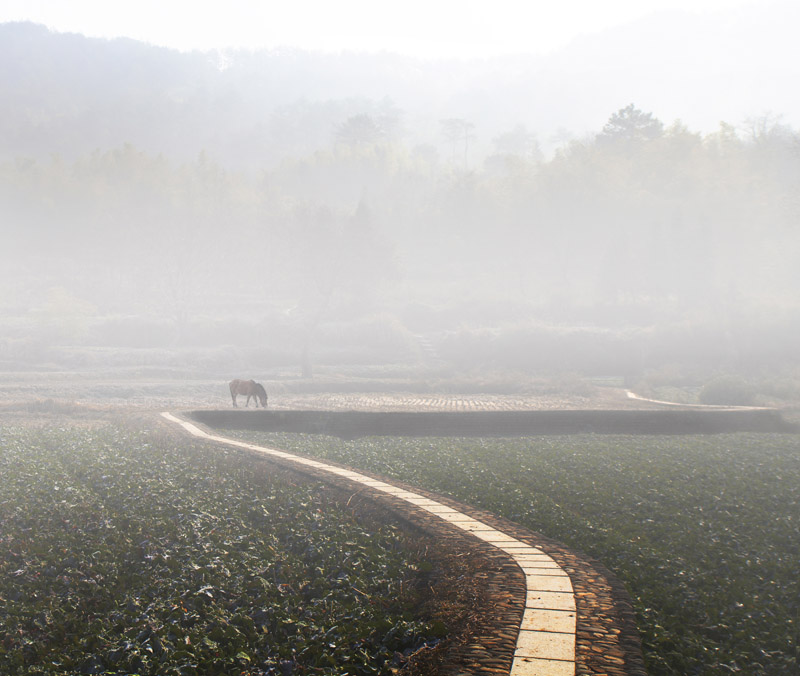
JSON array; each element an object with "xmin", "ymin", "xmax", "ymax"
[{"xmin": 229, "ymin": 379, "xmax": 268, "ymax": 408}]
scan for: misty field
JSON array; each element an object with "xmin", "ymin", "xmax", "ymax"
[
  {"xmin": 0, "ymin": 425, "xmax": 442, "ymax": 676},
  {"xmin": 230, "ymin": 429, "xmax": 800, "ymax": 675}
]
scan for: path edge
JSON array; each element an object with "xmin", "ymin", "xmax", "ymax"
[{"xmin": 162, "ymin": 410, "xmax": 647, "ymax": 675}]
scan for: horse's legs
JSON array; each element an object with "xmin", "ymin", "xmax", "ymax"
[{"xmin": 231, "ymin": 394, "xmax": 238, "ymax": 407}]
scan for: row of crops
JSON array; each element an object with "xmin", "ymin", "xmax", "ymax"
[
  {"xmin": 227, "ymin": 429, "xmax": 800, "ymax": 675},
  {"xmin": 0, "ymin": 424, "xmax": 443, "ymax": 675}
]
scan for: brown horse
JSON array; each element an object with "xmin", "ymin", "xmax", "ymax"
[{"xmin": 229, "ymin": 379, "xmax": 268, "ymax": 408}]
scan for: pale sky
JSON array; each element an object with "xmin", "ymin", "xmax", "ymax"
[{"xmin": 1, "ymin": 0, "xmax": 755, "ymax": 57}]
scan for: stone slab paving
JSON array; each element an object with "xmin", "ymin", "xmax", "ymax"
[{"xmin": 161, "ymin": 411, "xmax": 646, "ymax": 675}]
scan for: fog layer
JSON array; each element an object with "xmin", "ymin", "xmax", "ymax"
[{"xmin": 1, "ymin": 21, "xmax": 798, "ymax": 388}]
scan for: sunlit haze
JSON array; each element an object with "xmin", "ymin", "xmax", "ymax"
[
  {"xmin": 1, "ymin": 2, "xmax": 799, "ymax": 674},
  {"xmin": 1, "ymin": 0, "xmax": 756, "ymax": 56}
]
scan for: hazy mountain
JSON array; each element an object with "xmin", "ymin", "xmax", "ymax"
[{"xmin": 1, "ymin": 1, "xmax": 797, "ymax": 166}]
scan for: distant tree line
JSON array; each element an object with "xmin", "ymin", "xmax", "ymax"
[
  {"xmin": 1, "ymin": 21, "xmax": 799, "ymax": 377},
  {"xmin": 2, "ymin": 104, "xmax": 798, "ymax": 322}
]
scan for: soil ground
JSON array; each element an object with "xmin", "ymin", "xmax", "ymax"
[
  {"xmin": 0, "ymin": 371, "xmax": 554, "ymax": 675},
  {"xmin": 2, "ymin": 369, "xmax": 793, "ymax": 673},
  {"xmin": 0, "ymin": 369, "xmax": 658, "ymax": 418}
]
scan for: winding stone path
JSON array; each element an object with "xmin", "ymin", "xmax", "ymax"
[{"xmin": 161, "ymin": 411, "xmax": 645, "ymax": 675}]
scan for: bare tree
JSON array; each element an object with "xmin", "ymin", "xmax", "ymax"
[{"xmin": 440, "ymin": 118, "xmax": 476, "ymax": 168}]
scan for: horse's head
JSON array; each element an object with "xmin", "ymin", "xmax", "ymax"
[{"xmin": 256, "ymin": 384, "xmax": 268, "ymax": 408}]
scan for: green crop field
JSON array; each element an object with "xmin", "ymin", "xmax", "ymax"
[
  {"xmin": 229, "ymin": 430, "xmax": 800, "ymax": 675},
  {"xmin": 0, "ymin": 424, "xmax": 442, "ymax": 676}
]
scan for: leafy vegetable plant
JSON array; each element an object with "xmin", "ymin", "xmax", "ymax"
[
  {"xmin": 230, "ymin": 430, "xmax": 799, "ymax": 675},
  {"xmin": 0, "ymin": 425, "xmax": 438, "ymax": 675}
]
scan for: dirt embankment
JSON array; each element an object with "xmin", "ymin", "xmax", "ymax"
[
  {"xmin": 1, "ymin": 370, "xmax": 796, "ymax": 431},
  {"xmin": 0, "ymin": 371, "xmax": 641, "ymax": 412}
]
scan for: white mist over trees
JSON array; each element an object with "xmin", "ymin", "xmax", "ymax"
[{"xmin": 1, "ymin": 21, "xmax": 799, "ymax": 384}]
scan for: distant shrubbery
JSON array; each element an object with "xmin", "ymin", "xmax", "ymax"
[
  {"xmin": 6, "ymin": 307, "xmax": 800, "ymax": 402},
  {"xmin": 436, "ymin": 322, "xmax": 654, "ymax": 377},
  {"xmin": 699, "ymin": 375, "xmax": 756, "ymax": 406}
]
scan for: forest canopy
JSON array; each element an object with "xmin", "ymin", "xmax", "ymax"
[{"xmin": 1, "ymin": 23, "xmax": 799, "ymax": 379}]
